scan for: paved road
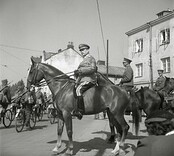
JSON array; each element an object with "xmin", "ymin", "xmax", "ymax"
[{"xmin": 0, "ymin": 114, "xmax": 148, "ymax": 156}]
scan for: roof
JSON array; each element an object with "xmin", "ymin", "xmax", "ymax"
[
  {"xmin": 97, "ymin": 64, "xmax": 124, "ymax": 78},
  {"xmin": 126, "ymin": 10, "xmax": 174, "ymax": 36}
]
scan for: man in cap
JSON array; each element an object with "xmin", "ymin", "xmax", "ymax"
[
  {"xmin": 153, "ymin": 69, "xmax": 166, "ymax": 92},
  {"xmin": 119, "ymin": 58, "xmax": 134, "ymax": 92},
  {"xmin": 0, "ymin": 79, "xmax": 11, "ymax": 120},
  {"xmin": 72, "ymin": 44, "xmax": 97, "ymax": 120}
]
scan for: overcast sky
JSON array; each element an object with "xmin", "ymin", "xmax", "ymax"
[{"xmin": 0, "ymin": 0, "xmax": 173, "ymax": 84}]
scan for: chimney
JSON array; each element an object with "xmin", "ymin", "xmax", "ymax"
[
  {"xmin": 67, "ymin": 42, "xmax": 74, "ymax": 49},
  {"xmin": 156, "ymin": 9, "xmax": 172, "ymax": 18}
]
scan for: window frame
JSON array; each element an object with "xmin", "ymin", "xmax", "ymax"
[
  {"xmin": 135, "ymin": 63, "xmax": 143, "ymax": 78},
  {"xmin": 160, "ymin": 28, "xmax": 170, "ymax": 45},
  {"xmin": 161, "ymin": 57, "xmax": 170, "ymax": 73},
  {"xmin": 134, "ymin": 38, "xmax": 143, "ymax": 53}
]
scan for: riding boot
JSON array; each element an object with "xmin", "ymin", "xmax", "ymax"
[{"xmin": 72, "ymin": 96, "xmax": 84, "ymax": 120}]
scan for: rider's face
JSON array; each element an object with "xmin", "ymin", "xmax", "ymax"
[{"xmin": 80, "ymin": 49, "xmax": 88, "ymax": 57}]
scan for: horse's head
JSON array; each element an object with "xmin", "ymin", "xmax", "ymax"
[
  {"xmin": 27, "ymin": 57, "xmax": 44, "ymax": 89},
  {"xmin": 163, "ymin": 77, "xmax": 174, "ymax": 93}
]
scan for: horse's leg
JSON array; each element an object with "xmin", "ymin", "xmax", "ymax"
[
  {"xmin": 112, "ymin": 114, "xmax": 129, "ymax": 154},
  {"xmin": 107, "ymin": 110, "xmax": 115, "ymax": 143},
  {"xmin": 107, "ymin": 110, "xmax": 123, "ymax": 155},
  {"xmin": 63, "ymin": 110, "xmax": 73, "ymax": 155},
  {"xmin": 52, "ymin": 118, "xmax": 64, "ymax": 153}
]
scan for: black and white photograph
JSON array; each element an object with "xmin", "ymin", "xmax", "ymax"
[{"xmin": 0, "ymin": 0, "xmax": 174, "ymax": 156}]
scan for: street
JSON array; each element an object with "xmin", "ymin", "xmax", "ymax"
[{"xmin": 0, "ymin": 114, "xmax": 148, "ymax": 156}]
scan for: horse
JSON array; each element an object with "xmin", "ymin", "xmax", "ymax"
[
  {"xmin": 162, "ymin": 77, "xmax": 174, "ymax": 94},
  {"xmin": 27, "ymin": 57, "xmax": 139, "ymax": 155},
  {"xmin": 134, "ymin": 86, "xmax": 162, "ymax": 117}
]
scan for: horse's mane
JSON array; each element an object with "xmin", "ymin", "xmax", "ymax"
[
  {"xmin": 97, "ymin": 72, "xmax": 115, "ymax": 85},
  {"xmin": 41, "ymin": 63, "xmax": 73, "ymax": 80}
]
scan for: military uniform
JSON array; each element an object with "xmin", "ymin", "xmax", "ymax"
[
  {"xmin": 75, "ymin": 53, "xmax": 97, "ymax": 96},
  {"xmin": 120, "ymin": 58, "xmax": 134, "ymax": 92},
  {"xmin": 73, "ymin": 44, "xmax": 97, "ymax": 120},
  {"xmin": 153, "ymin": 76, "xmax": 166, "ymax": 91}
]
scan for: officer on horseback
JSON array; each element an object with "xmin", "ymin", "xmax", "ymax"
[
  {"xmin": 72, "ymin": 44, "xmax": 97, "ymax": 120},
  {"xmin": 153, "ymin": 69, "xmax": 166, "ymax": 94},
  {"xmin": 119, "ymin": 58, "xmax": 134, "ymax": 92}
]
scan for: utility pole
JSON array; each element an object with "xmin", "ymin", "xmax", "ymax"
[
  {"xmin": 106, "ymin": 40, "xmax": 109, "ymax": 78},
  {"xmin": 147, "ymin": 22, "xmax": 153, "ymax": 88}
]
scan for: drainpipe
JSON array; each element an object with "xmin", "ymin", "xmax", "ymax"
[
  {"xmin": 106, "ymin": 40, "xmax": 109, "ymax": 78},
  {"xmin": 147, "ymin": 22, "xmax": 153, "ymax": 88}
]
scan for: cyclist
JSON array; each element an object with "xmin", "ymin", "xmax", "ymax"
[
  {"xmin": 0, "ymin": 79, "xmax": 11, "ymax": 122},
  {"xmin": 24, "ymin": 85, "xmax": 36, "ymax": 128}
]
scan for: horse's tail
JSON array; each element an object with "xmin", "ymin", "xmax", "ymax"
[{"xmin": 130, "ymin": 91, "xmax": 140, "ymax": 136}]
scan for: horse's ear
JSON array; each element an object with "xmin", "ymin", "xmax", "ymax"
[{"xmin": 31, "ymin": 56, "xmax": 35, "ymax": 65}]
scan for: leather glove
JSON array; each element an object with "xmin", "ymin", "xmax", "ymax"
[
  {"xmin": 119, "ymin": 81, "xmax": 123, "ymax": 87},
  {"xmin": 74, "ymin": 70, "xmax": 79, "ymax": 76}
]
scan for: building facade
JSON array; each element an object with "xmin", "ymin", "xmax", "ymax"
[{"xmin": 126, "ymin": 10, "xmax": 174, "ymax": 88}]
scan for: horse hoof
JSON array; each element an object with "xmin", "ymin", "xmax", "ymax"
[
  {"xmin": 52, "ymin": 147, "xmax": 59, "ymax": 154},
  {"xmin": 111, "ymin": 149, "xmax": 119, "ymax": 155}
]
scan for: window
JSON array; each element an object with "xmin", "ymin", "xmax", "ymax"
[
  {"xmin": 135, "ymin": 63, "xmax": 143, "ymax": 77},
  {"xmin": 160, "ymin": 28, "xmax": 170, "ymax": 45},
  {"xmin": 135, "ymin": 38, "xmax": 143, "ymax": 52},
  {"xmin": 161, "ymin": 57, "xmax": 170, "ymax": 73}
]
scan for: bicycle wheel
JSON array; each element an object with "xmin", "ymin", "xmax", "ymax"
[
  {"xmin": 15, "ymin": 110, "xmax": 25, "ymax": 132},
  {"xmin": 29, "ymin": 111, "xmax": 36, "ymax": 129},
  {"xmin": 11, "ymin": 106, "xmax": 16, "ymax": 121},
  {"xmin": 3, "ymin": 109, "xmax": 12, "ymax": 128}
]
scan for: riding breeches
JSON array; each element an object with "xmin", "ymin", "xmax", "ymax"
[{"xmin": 76, "ymin": 81, "xmax": 95, "ymax": 96}]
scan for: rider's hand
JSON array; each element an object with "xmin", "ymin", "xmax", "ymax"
[
  {"xmin": 118, "ymin": 82, "xmax": 123, "ymax": 87},
  {"xmin": 74, "ymin": 70, "xmax": 80, "ymax": 76}
]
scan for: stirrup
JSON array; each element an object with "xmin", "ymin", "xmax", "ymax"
[{"xmin": 72, "ymin": 110, "xmax": 83, "ymax": 120}]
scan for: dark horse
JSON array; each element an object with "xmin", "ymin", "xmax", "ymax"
[
  {"xmin": 27, "ymin": 57, "xmax": 139, "ymax": 155},
  {"xmin": 162, "ymin": 77, "xmax": 174, "ymax": 95},
  {"xmin": 135, "ymin": 78, "xmax": 174, "ymax": 117},
  {"xmin": 134, "ymin": 86, "xmax": 162, "ymax": 117}
]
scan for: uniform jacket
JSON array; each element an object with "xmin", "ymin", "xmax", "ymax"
[
  {"xmin": 134, "ymin": 134, "xmax": 174, "ymax": 156},
  {"xmin": 36, "ymin": 91, "xmax": 44, "ymax": 104},
  {"xmin": 153, "ymin": 76, "xmax": 166, "ymax": 91},
  {"xmin": 76, "ymin": 54, "xmax": 97, "ymax": 84},
  {"xmin": 1, "ymin": 85, "xmax": 11, "ymax": 103},
  {"xmin": 120, "ymin": 64, "xmax": 134, "ymax": 87}
]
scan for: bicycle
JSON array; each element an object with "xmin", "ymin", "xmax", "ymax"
[
  {"xmin": 15, "ymin": 104, "xmax": 36, "ymax": 132},
  {"xmin": 9, "ymin": 103, "xmax": 18, "ymax": 121},
  {"xmin": 34, "ymin": 103, "xmax": 44, "ymax": 121},
  {"xmin": 0, "ymin": 106, "xmax": 12, "ymax": 128}
]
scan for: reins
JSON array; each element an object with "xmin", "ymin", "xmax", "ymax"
[{"xmin": 30, "ymin": 63, "xmax": 75, "ymax": 88}]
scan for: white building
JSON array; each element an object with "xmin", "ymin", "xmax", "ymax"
[{"xmin": 126, "ymin": 9, "xmax": 174, "ymax": 88}]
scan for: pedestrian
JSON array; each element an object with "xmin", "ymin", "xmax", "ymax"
[
  {"xmin": 36, "ymin": 87, "xmax": 45, "ymax": 114},
  {"xmin": 119, "ymin": 58, "xmax": 134, "ymax": 92},
  {"xmin": 72, "ymin": 44, "xmax": 97, "ymax": 120},
  {"xmin": 24, "ymin": 85, "xmax": 36, "ymax": 128}
]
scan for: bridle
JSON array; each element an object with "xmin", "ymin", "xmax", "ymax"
[{"xmin": 27, "ymin": 63, "xmax": 75, "ymax": 88}]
